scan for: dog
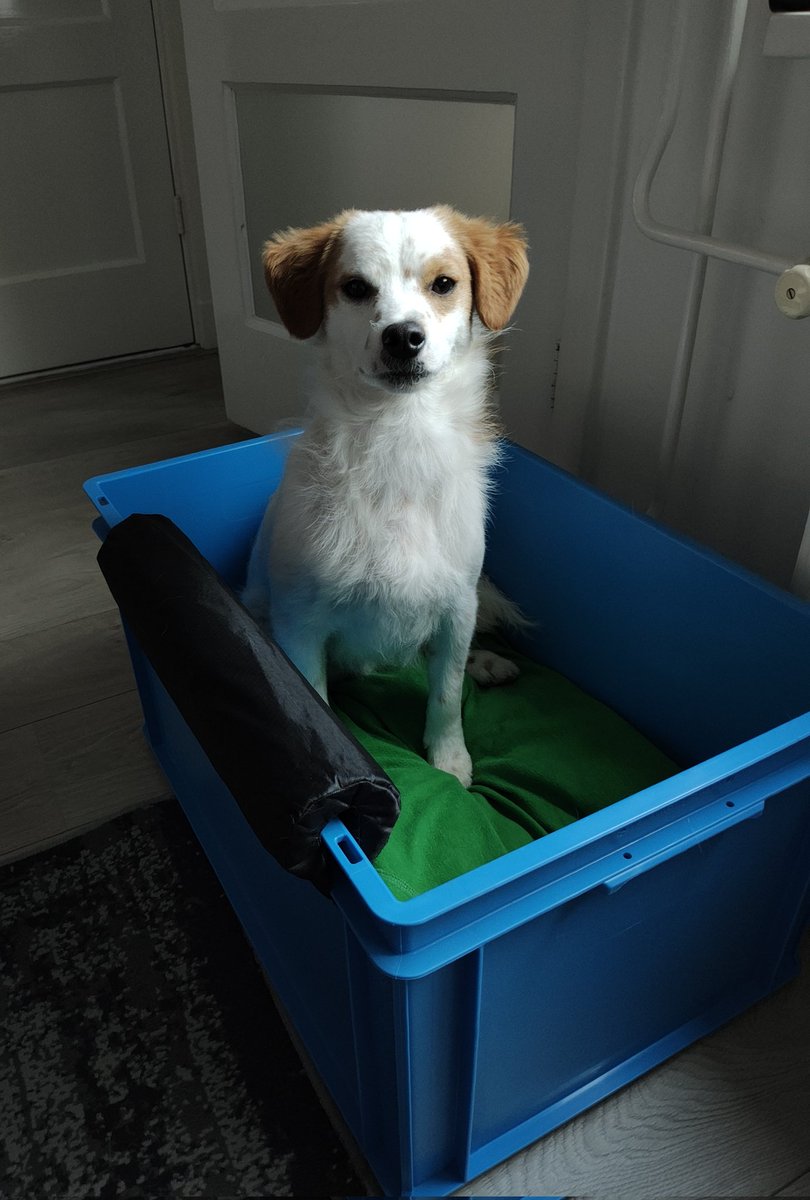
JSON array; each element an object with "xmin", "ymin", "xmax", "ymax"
[{"xmin": 243, "ymin": 207, "xmax": 529, "ymax": 786}]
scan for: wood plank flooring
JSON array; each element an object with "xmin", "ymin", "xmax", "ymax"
[
  {"xmin": 780, "ymin": 1173, "xmax": 810, "ymax": 1197},
  {"xmin": 0, "ymin": 352, "xmax": 251, "ymax": 862},
  {"xmin": 1, "ymin": 352, "xmax": 808, "ymax": 1198}
]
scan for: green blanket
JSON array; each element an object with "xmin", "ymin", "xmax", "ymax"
[{"xmin": 331, "ymin": 641, "xmax": 677, "ymax": 901}]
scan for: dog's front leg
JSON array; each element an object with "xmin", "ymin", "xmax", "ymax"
[
  {"xmin": 424, "ymin": 599, "xmax": 476, "ymax": 788},
  {"xmin": 272, "ymin": 610, "xmax": 329, "ymax": 704}
]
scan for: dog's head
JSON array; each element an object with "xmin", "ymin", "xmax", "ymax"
[{"xmin": 262, "ymin": 207, "xmax": 529, "ymax": 392}]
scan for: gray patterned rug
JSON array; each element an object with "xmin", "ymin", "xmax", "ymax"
[{"xmin": 0, "ymin": 800, "xmax": 365, "ymax": 1198}]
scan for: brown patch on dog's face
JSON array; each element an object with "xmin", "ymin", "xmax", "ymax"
[
  {"xmin": 418, "ymin": 249, "xmax": 473, "ymax": 320},
  {"xmin": 434, "ymin": 207, "xmax": 529, "ymax": 330},
  {"xmin": 262, "ymin": 212, "xmax": 353, "ymax": 339}
]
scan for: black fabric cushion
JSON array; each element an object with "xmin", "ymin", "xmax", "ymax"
[{"xmin": 97, "ymin": 514, "xmax": 400, "ymax": 892}]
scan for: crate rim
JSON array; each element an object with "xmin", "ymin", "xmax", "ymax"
[{"xmin": 82, "ymin": 427, "xmax": 305, "ymax": 529}]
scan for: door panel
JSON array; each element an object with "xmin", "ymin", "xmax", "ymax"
[
  {"xmin": 0, "ymin": 0, "xmax": 193, "ymax": 377},
  {"xmin": 1, "ymin": 81, "xmax": 142, "ymax": 281}
]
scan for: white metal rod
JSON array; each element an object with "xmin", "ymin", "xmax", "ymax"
[
  {"xmin": 632, "ymin": 2, "xmax": 792, "ymax": 279},
  {"xmin": 633, "ymin": 0, "xmax": 810, "ymax": 588},
  {"xmin": 634, "ymin": 206, "xmax": 792, "ymax": 277}
]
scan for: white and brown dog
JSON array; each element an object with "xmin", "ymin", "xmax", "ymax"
[{"xmin": 244, "ymin": 207, "xmax": 529, "ymax": 786}]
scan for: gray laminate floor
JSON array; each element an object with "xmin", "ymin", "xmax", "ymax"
[
  {"xmin": 1, "ymin": 352, "xmax": 808, "ymax": 1199},
  {"xmin": 0, "ymin": 351, "xmax": 251, "ymax": 862}
]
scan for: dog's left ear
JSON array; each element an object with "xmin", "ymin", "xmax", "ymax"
[
  {"xmin": 262, "ymin": 217, "xmax": 346, "ymax": 339},
  {"xmin": 443, "ymin": 211, "xmax": 529, "ymax": 331}
]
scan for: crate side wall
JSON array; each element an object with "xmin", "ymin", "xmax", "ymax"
[
  {"xmin": 128, "ymin": 647, "xmax": 372, "ymax": 1133},
  {"xmin": 89, "ymin": 435, "xmax": 293, "ymax": 586},
  {"xmin": 486, "ymin": 445, "xmax": 810, "ymax": 765},
  {"xmin": 469, "ymin": 783, "xmax": 810, "ymax": 1151}
]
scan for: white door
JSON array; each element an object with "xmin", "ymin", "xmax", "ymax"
[
  {"xmin": 179, "ymin": 0, "xmax": 604, "ymax": 450},
  {"xmin": 0, "ymin": 0, "xmax": 194, "ymax": 378}
]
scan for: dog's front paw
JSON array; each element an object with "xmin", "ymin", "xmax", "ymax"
[
  {"xmin": 429, "ymin": 740, "xmax": 473, "ymax": 788},
  {"xmin": 466, "ymin": 648, "xmax": 520, "ymax": 687}
]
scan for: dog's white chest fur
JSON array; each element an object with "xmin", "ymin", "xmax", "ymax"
[{"xmin": 260, "ymin": 347, "xmax": 496, "ymax": 672}]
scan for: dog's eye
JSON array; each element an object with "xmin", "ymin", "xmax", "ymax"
[
  {"xmin": 341, "ymin": 277, "xmax": 372, "ymax": 302},
  {"xmin": 430, "ymin": 275, "xmax": 456, "ymax": 296}
]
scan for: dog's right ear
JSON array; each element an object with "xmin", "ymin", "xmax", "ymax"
[{"xmin": 262, "ymin": 218, "xmax": 345, "ymax": 339}]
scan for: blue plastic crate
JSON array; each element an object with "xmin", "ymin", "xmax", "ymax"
[{"xmin": 85, "ymin": 433, "xmax": 810, "ymax": 1198}]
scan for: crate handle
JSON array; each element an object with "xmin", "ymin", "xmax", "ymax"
[{"xmin": 602, "ymin": 797, "xmax": 766, "ymax": 893}]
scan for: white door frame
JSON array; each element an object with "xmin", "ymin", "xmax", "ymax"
[{"xmin": 151, "ymin": 0, "xmax": 217, "ymax": 351}]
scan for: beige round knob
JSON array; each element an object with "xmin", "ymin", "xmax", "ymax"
[{"xmin": 775, "ymin": 264, "xmax": 810, "ymax": 319}]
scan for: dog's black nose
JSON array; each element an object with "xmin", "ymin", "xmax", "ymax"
[{"xmin": 381, "ymin": 321, "xmax": 426, "ymax": 360}]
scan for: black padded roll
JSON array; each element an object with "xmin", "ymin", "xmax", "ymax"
[{"xmin": 97, "ymin": 513, "xmax": 400, "ymax": 891}]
